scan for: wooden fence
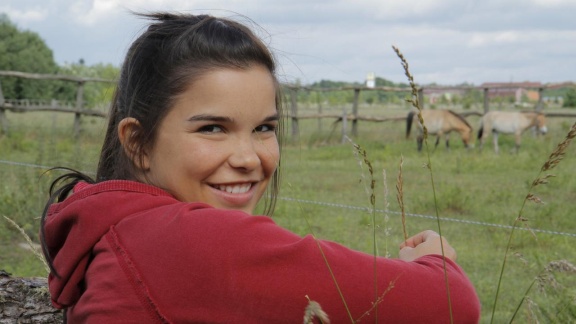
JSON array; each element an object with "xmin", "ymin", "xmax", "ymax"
[
  {"xmin": 284, "ymin": 82, "xmax": 576, "ymax": 138},
  {"xmin": 1, "ymin": 71, "xmax": 575, "ymax": 138},
  {"xmin": 0, "ymin": 71, "xmax": 113, "ymax": 136}
]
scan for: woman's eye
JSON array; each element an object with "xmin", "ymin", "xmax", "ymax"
[
  {"xmin": 255, "ymin": 124, "xmax": 276, "ymax": 133},
  {"xmin": 198, "ymin": 125, "xmax": 223, "ymax": 133}
]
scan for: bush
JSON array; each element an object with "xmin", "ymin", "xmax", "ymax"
[{"xmin": 562, "ymin": 88, "xmax": 576, "ymax": 108}]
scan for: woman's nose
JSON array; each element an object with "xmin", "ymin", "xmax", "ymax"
[{"xmin": 228, "ymin": 137, "xmax": 260, "ymax": 171}]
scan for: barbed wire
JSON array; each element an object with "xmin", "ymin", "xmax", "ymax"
[
  {"xmin": 1, "ymin": 159, "xmax": 575, "ymax": 238},
  {"xmin": 277, "ymin": 198, "xmax": 576, "ymax": 238},
  {"xmin": 0, "ymin": 160, "xmax": 96, "ymax": 175}
]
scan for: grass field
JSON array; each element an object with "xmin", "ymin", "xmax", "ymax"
[{"xmin": 1, "ymin": 104, "xmax": 575, "ymax": 323}]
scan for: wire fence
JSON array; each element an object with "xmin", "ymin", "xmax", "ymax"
[
  {"xmin": 2, "ymin": 159, "xmax": 575, "ymax": 239},
  {"xmin": 278, "ymin": 197, "xmax": 576, "ymax": 238}
]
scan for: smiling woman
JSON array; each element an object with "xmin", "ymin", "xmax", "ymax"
[
  {"xmin": 39, "ymin": 12, "xmax": 480, "ymax": 323},
  {"xmin": 118, "ymin": 66, "xmax": 280, "ymax": 214}
]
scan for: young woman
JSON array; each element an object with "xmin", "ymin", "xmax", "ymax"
[{"xmin": 41, "ymin": 12, "xmax": 481, "ymax": 323}]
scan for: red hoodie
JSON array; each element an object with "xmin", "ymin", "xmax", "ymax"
[{"xmin": 44, "ymin": 180, "xmax": 480, "ymax": 323}]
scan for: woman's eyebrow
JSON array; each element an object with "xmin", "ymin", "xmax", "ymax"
[
  {"xmin": 187, "ymin": 114, "xmax": 233, "ymax": 122},
  {"xmin": 187, "ymin": 113, "xmax": 279, "ymax": 123},
  {"xmin": 263, "ymin": 113, "xmax": 279, "ymax": 122}
]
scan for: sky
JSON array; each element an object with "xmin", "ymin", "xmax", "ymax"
[{"xmin": 2, "ymin": 0, "xmax": 576, "ymax": 86}]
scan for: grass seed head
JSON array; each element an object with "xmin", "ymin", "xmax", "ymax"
[
  {"xmin": 525, "ymin": 193, "xmax": 543, "ymax": 204},
  {"xmin": 531, "ymin": 174, "xmax": 555, "ymax": 187},
  {"xmin": 546, "ymin": 260, "xmax": 576, "ymax": 274},
  {"xmin": 303, "ymin": 296, "xmax": 330, "ymax": 324},
  {"xmin": 392, "ymin": 45, "xmax": 421, "ymax": 113},
  {"xmin": 536, "ymin": 260, "xmax": 576, "ymax": 294},
  {"xmin": 395, "ymin": 155, "xmax": 408, "ymax": 241},
  {"xmin": 541, "ymin": 121, "xmax": 576, "ymax": 172},
  {"xmin": 3, "ymin": 215, "xmax": 50, "ymax": 274},
  {"xmin": 525, "ymin": 297, "xmax": 541, "ymax": 323}
]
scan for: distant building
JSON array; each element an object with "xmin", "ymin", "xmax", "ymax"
[
  {"xmin": 365, "ymin": 72, "xmax": 375, "ymax": 88},
  {"xmin": 422, "ymin": 87, "xmax": 467, "ymax": 104},
  {"xmin": 480, "ymin": 82, "xmax": 542, "ymax": 103}
]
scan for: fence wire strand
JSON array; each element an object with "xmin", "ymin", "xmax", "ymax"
[
  {"xmin": 276, "ymin": 198, "xmax": 576, "ymax": 238},
  {"xmin": 2, "ymin": 159, "xmax": 575, "ymax": 239}
]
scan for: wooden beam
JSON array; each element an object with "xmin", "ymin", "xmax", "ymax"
[{"xmin": 0, "ymin": 70, "xmax": 114, "ymax": 83}]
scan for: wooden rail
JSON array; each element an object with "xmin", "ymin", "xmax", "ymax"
[
  {"xmin": 0, "ymin": 71, "xmax": 114, "ymax": 135},
  {"xmin": 2, "ymin": 99, "xmax": 107, "ymax": 117}
]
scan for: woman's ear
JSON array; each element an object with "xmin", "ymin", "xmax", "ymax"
[{"xmin": 118, "ymin": 117, "xmax": 150, "ymax": 171}]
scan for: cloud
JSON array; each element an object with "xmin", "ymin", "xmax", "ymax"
[
  {"xmin": 68, "ymin": 0, "xmax": 122, "ymax": 26},
  {"xmin": 0, "ymin": 5, "xmax": 47, "ymax": 24},
  {"xmin": 531, "ymin": 0, "xmax": 576, "ymax": 7},
  {"xmin": 468, "ymin": 31, "xmax": 521, "ymax": 47}
]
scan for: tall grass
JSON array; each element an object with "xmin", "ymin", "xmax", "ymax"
[
  {"xmin": 0, "ymin": 111, "xmax": 103, "ymax": 276},
  {"xmin": 393, "ymin": 45, "xmax": 454, "ymax": 322},
  {"xmin": 348, "ymin": 137, "xmax": 380, "ymax": 321},
  {"xmin": 393, "ymin": 46, "xmax": 576, "ymax": 323},
  {"xmin": 491, "ymin": 119, "xmax": 576, "ymax": 323}
]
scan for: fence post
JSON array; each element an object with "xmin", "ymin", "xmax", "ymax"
[
  {"xmin": 289, "ymin": 87, "xmax": 298, "ymax": 138},
  {"xmin": 535, "ymin": 87, "xmax": 544, "ymax": 112},
  {"xmin": 418, "ymin": 88, "xmax": 424, "ymax": 110},
  {"xmin": 74, "ymin": 81, "xmax": 85, "ymax": 136},
  {"xmin": 341, "ymin": 108, "xmax": 347, "ymax": 144},
  {"xmin": 315, "ymin": 90, "xmax": 323, "ymax": 132},
  {"xmin": 351, "ymin": 88, "xmax": 360, "ymax": 137},
  {"xmin": 0, "ymin": 81, "xmax": 7, "ymax": 135},
  {"xmin": 483, "ymin": 88, "xmax": 490, "ymax": 114}
]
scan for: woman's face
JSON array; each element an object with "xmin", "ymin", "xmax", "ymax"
[{"xmin": 142, "ymin": 65, "xmax": 279, "ymax": 214}]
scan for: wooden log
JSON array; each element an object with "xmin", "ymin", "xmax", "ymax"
[
  {"xmin": 483, "ymin": 88, "xmax": 490, "ymax": 114},
  {"xmin": 536, "ymin": 87, "xmax": 544, "ymax": 112},
  {"xmin": 292, "ymin": 114, "xmax": 406, "ymax": 122},
  {"xmin": 289, "ymin": 88, "xmax": 298, "ymax": 137},
  {"xmin": 316, "ymin": 91, "xmax": 323, "ymax": 132},
  {"xmin": 0, "ymin": 109, "xmax": 7, "ymax": 135},
  {"xmin": 351, "ymin": 89, "xmax": 360, "ymax": 136},
  {"xmin": 74, "ymin": 82, "xmax": 85, "ymax": 137},
  {"xmin": 418, "ymin": 88, "xmax": 425, "ymax": 110},
  {"xmin": 0, "ymin": 105, "xmax": 107, "ymax": 118},
  {"xmin": 0, "ymin": 82, "xmax": 7, "ymax": 134},
  {"xmin": 0, "ymin": 270, "xmax": 63, "ymax": 323},
  {"xmin": 0, "ymin": 71, "xmax": 113, "ymax": 84},
  {"xmin": 341, "ymin": 108, "xmax": 347, "ymax": 143}
]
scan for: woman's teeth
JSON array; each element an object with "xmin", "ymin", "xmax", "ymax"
[{"xmin": 216, "ymin": 183, "xmax": 251, "ymax": 194}]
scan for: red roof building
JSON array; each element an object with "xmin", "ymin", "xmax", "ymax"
[{"xmin": 479, "ymin": 82, "xmax": 542, "ymax": 102}]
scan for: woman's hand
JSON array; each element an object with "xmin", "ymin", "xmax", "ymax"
[{"xmin": 398, "ymin": 230, "xmax": 457, "ymax": 262}]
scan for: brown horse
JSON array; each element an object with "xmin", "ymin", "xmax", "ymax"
[
  {"xmin": 477, "ymin": 111, "xmax": 547, "ymax": 154},
  {"xmin": 406, "ymin": 109, "xmax": 473, "ymax": 151}
]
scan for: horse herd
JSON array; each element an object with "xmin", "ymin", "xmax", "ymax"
[{"xmin": 405, "ymin": 109, "xmax": 548, "ymax": 153}]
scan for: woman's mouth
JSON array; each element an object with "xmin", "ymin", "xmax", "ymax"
[
  {"xmin": 206, "ymin": 181, "xmax": 261, "ymax": 213},
  {"xmin": 212, "ymin": 183, "xmax": 252, "ymax": 194}
]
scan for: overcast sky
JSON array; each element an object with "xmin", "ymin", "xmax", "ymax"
[{"xmin": 2, "ymin": 0, "xmax": 575, "ymax": 86}]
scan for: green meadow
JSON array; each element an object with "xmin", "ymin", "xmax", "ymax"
[{"xmin": 1, "ymin": 104, "xmax": 575, "ymax": 323}]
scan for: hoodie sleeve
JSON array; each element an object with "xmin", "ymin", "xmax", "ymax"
[{"xmin": 111, "ymin": 204, "xmax": 481, "ymax": 323}]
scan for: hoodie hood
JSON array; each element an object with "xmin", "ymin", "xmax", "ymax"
[{"xmin": 43, "ymin": 180, "xmax": 185, "ymax": 308}]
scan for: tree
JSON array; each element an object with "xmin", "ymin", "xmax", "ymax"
[
  {"xmin": 0, "ymin": 14, "xmax": 59, "ymax": 99},
  {"xmin": 563, "ymin": 88, "xmax": 576, "ymax": 108},
  {"xmin": 460, "ymin": 88, "xmax": 483, "ymax": 110},
  {"xmin": 55, "ymin": 61, "xmax": 118, "ymax": 108}
]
